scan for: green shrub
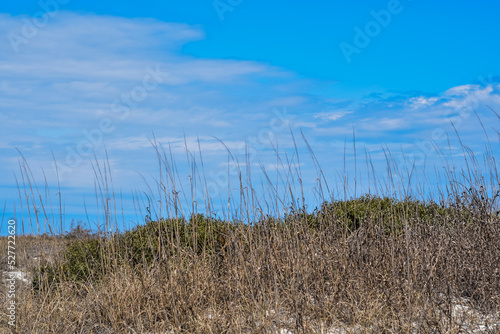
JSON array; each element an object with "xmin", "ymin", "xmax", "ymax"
[
  {"xmin": 117, "ymin": 214, "xmax": 230, "ymax": 266},
  {"xmin": 32, "ymin": 238, "xmax": 105, "ymax": 291},
  {"xmin": 63, "ymin": 238, "xmax": 104, "ymax": 280},
  {"xmin": 286, "ymin": 195, "xmax": 464, "ymax": 233},
  {"xmin": 32, "ymin": 214, "xmax": 231, "ymax": 289},
  {"xmin": 33, "ymin": 196, "xmax": 477, "ymax": 291}
]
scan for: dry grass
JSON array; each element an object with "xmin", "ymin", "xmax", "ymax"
[{"xmin": 2, "ymin": 124, "xmax": 500, "ymax": 333}]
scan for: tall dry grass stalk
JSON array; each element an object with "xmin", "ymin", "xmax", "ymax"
[{"xmin": 1, "ymin": 116, "xmax": 499, "ymax": 333}]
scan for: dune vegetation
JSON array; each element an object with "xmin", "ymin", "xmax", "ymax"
[{"xmin": 1, "ymin": 123, "xmax": 500, "ymax": 333}]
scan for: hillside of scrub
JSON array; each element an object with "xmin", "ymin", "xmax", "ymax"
[{"xmin": 2, "ymin": 192, "xmax": 499, "ymax": 333}]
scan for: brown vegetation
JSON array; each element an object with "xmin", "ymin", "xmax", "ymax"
[{"xmin": 1, "ymin": 127, "xmax": 500, "ymax": 333}]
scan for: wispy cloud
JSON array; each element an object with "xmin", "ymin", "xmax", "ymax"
[
  {"xmin": 314, "ymin": 111, "xmax": 353, "ymax": 121},
  {"xmin": 407, "ymin": 96, "xmax": 438, "ymax": 109}
]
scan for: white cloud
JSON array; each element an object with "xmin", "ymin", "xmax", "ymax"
[
  {"xmin": 314, "ymin": 111, "xmax": 352, "ymax": 121},
  {"xmin": 441, "ymin": 84, "xmax": 498, "ymax": 112},
  {"xmin": 361, "ymin": 118, "xmax": 407, "ymax": 131},
  {"xmin": 407, "ymin": 96, "xmax": 438, "ymax": 109},
  {"xmin": 445, "ymin": 84, "xmax": 479, "ymax": 97},
  {"xmin": 107, "ymin": 135, "xmax": 246, "ymax": 154},
  {"xmin": 313, "ymin": 126, "xmax": 353, "ymax": 136}
]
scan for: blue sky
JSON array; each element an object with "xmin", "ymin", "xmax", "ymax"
[{"xmin": 1, "ymin": 0, "xmax": 499, "ymax": 234}]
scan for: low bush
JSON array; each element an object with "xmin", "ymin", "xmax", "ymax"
[
  {"xmin": 32, "ymin": 214, "xmax": 231, "ymax": 288},
  {"xmin": 291, "ymin": 195, "xmax": 472, "ymax": 233}
]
